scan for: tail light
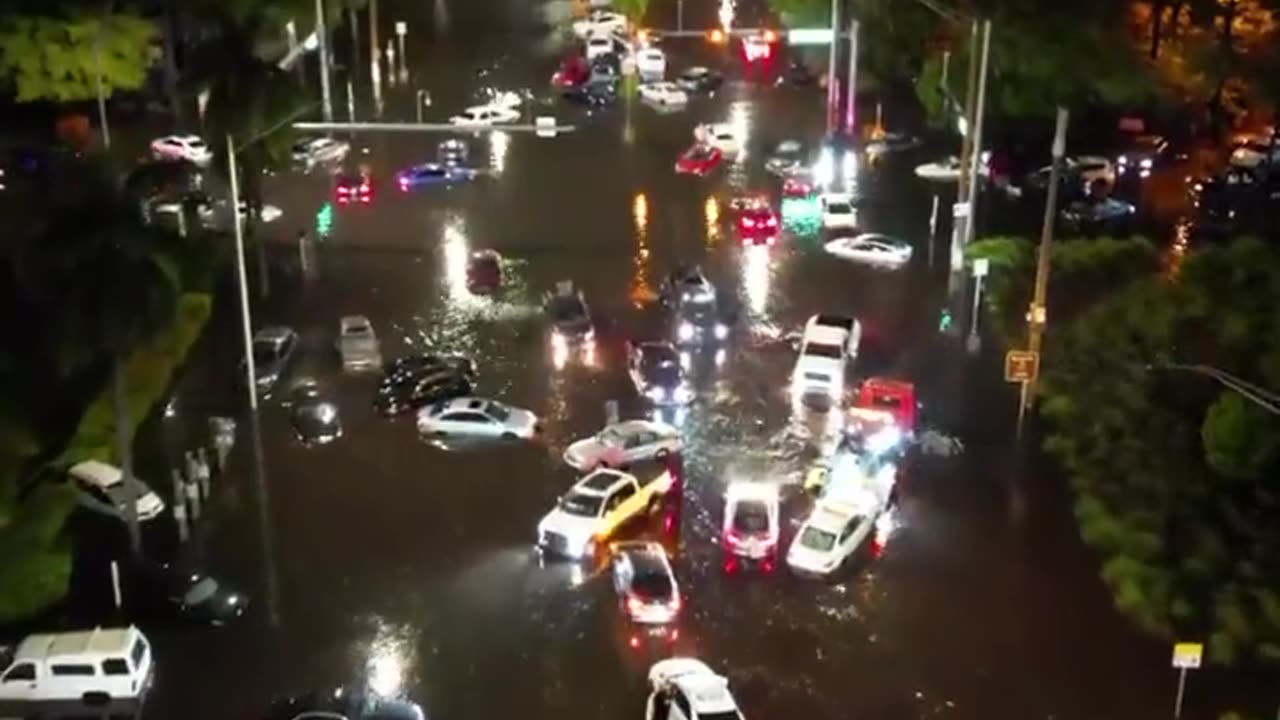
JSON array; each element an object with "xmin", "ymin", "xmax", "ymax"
[
  {"xmin": 670, "ymin": 594, "xmax": 682, "ymax": 612},
  {"xmin": 627, "ymin": 597, "xmax": 643, "ymax": 615},
  {"xmin": 629, "ymin": 635, "xmax": 640, "ymax": 648},
  {"xmin": 742, "ymin": 218, "xmax": 755, "ymax": 228},
  {"xmin": 766, "ymin": 236, "xmax": 776, "ymax": 246}
]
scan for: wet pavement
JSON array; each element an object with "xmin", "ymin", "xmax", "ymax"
[{"xmin": 111, "ymin": 0, "xmax": 1228, "ymax": 718}]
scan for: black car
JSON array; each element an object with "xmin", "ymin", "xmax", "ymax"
[
  {"xmin": 374, "ymin": 368, "xmax": 472, "ymax": 416},
  {"xmin": 563, "ymin": 81, "xmax": 617, "ymax": 107},
  {"xmin": 129, "ymin": 563, "xmax": 249, "ymax": 627},
  {"xmin": 268, "ymin": 686, "xmax": 425, "ymax": 720},
  {"xmin": 384, "ymin": 353, "xmax": 476, "ymax": 382},
  {"xmin": 288, "ymin": 380, "xmax": 342, "ymax": 445},
  {"xmin": 676, "ymin": 66, "xmax": 723, "ymax": 93},
  {"xmin": 627, "ymin": 341, "xmax": 688, "ymax": 405}
]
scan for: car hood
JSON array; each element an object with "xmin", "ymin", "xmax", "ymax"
[
  {"xmin": 787, "ymin": 541, "xmax": 838, "ymax": 573},
  {"xmin": 539, "ymin": 508, "xmax": 600, "ymax": 539},
  {"xmin": 564, "ymin": 438, "xmax": 607, "ymax": 465}
]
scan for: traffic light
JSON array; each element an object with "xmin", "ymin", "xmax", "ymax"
[
  {"xmin": 939, "ymin": 308, "xmax": 953, "ymax": 332},
  {"xmin": 315, "ymin": 201, "xmax": 333, "ymax": 238}
]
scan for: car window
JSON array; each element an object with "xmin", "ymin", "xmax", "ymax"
[
  {"xmin": 798, "ymin": 525, "xmax": 837, "ymax": 551},
  {"xmin": 607, "ymin": 483, "xmax": 636, "ymax": 510},
  {"xmin": 733, "ymin": 500, "xmax": 771, "ymax": 534},
  {"xmin": 102, "ymin": 658, "xmax": 130, "ymax": 676},
  {"xmin": 803, "ymin": 342, "xmax": 843, "ymax": 359},
  {"xmin": 839, "ymin": 515, "xmax": 866, "ymax": 542},
  {"xmin": 51, "ymin": 664, "xmax": 95, "ymax": 676},
  {"xmin": 672, "ymin": 689, "xmax": 693, "ymax": 719},
  {"xmin": 3, "ymin": 663, "xmax": 35, "ymax": 681},
  {"xmin": 559, "ymin": 491, "xmax": 604, "ymax": 516},
  {"xmin": 131, "ymin": 638, "xmax": 146, "ymax": 668}
]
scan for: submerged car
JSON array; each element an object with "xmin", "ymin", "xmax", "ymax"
[
  {"xmin": 545, "ymin": 281, "xmax": 596, "ymax": 364},
  {"xmin": 564, "ymin": 419, "xmax": 682, "ymax": 470},
  {"xmin": 674, "ymin": 143, "xmax": 723, "ymax": 176},
  {"xmin": 612, "ymin": 541, "xmax": 681, "ymax": 640},
  {"xmin": 288, "ymin": 379, "xmax": 343, "ymax": 445},
  {"xmin": 374, "ymin": 367, "xmax": 472, "ymax": 416},
  {"xmin": 129, "ymin": 564, "xmax": 249, "ymax": 627},
  {"xmin": 336, "ymin": 315, "xmax": 382, "ymax": 371},
  {"xmin": 722, "ymin": 482, "xmax": 780, "ymax": 570},
  {"xmin": 396, "ymin": 162, "xmax": 477, "ymax": 189},
  {"xmin": 267, "ymin": 686, "xmax": 426, "ymax": 720},
  {"xmin": 466, "ymin": 249, "xmax": 503, "ymax": 293},
  {"xmin": 249, "ymin": 326, "xmax": 298, "ymax": 394},
  {"xmin": 416, "ymin": 396, "xmax": 540, "ymax": 439},
  {"xmin": 384, "ymin": 352, "xmax": 476, "ymax": 382},
  {"xmin": 627, "ymin": 341, "xmax": 689, "ymax": 404}
]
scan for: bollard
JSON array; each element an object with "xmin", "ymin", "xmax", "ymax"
[
  {"xmin": 196, "ymin": 448, "xmax": 211, "ymax": 499},
  {"xmin": 185, "ymin": 480, "xmax": 201, "ymax": 521},
  {"xmin": 184, "ymin": 451, "xmax": 198, "ymax": 484},
  {"xmin": 172, "ymin": 470, "xmax": 189, "ymax": 541}
]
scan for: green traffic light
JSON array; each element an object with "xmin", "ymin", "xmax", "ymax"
[{"xmin": 315, "ymin": 202, "xmax": 333, "ymax": 237}]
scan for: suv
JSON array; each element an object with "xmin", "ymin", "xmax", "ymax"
[{"xmin": 0, "ymin": 626, "xmax": 153, "ymax": 704}]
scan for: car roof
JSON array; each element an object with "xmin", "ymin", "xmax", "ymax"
[
  {"xmin": 255, "ymin": 326, "xmax": 295, "ymax": 342},
  {"xmin": 726, "ymin": 481, "xmax": 778, "ymax": 503},
  {"xmin": 68, "ymin": 459, "xmax": 122, "ymax": 489},
  {"xmin": 822, "ymin": 192, "xmax": 853, "ymax": 203},
  {"xmin": 803, "ymin": 324, "xmax": 849, "ymax": 345},
  {"xmin": 638, "ymin": 341, "xmax": 678, "ymax": 359},
  {"xmin": 671, "ymin": 671, "xmax": 737, "ymax": 713},
  {"xmin": 17, "ymin": 626, "xmax": 141, "ymax": 662},
  {"xmin": 439, "ymin": 396, "xmax": 495, "ymax": 412},
  {"xmin": 853, "ymin": 233, "xmax": 907, "ymax": 246},
  {"xmin": 578, "ymin": 468, "xmax": 629, "ymax": 493},
  {"xmin": 620, "ymin": 544, "xmax": 671, "ymax": 574},
  {"xmin": 805, "ymin": 503, "xmax": 859, "ymax": 532}
]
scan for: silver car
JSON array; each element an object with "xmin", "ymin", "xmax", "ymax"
[
  {"xmin": 249, "ymin": 326, "xmax": 298, "ymax": 394},
  {"xmin": 336, "ymin": 315, "xmax": 382, "ymax": 372}
]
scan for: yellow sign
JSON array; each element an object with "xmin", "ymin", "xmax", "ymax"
[
  {"xmin": 1004, "ymin": 350, "xmax": 1039, "ymax": 383},
  {"xmin": 1172, "ymin": 642, "xmax": 1203, "ymax": 669}
]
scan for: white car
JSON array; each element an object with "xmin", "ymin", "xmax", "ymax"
[
  {"xmin": 646, "ymin": 658, "xmax": 745, "ymax": 720},
  {"xmin": 537, "ymin": 467, "xmax": 673, "ymax": 559},
  {"xmin": 67, "ymin": 460, "xmax": 165, "ymax": 523},
  {"xmin": 416, "ymin": 397, "xmax": 540, "ymax": 439},
  {"xmin": 824, "ymin": 233, "xmax": 912, "ymax": 269},
  {"xmin": 336, "ymin": 314, "xmax": 382, "ymax": 371},
  {"xmin": 564, "ymin": 420, "xmax": 681, "ymax": 470},
  {"xmin": 1229, "ymin": 138, "xmax": 1280, "ymax": 169},
  {"xmin": 450, "ymin": 104, "xmax": 520, "ymax": 126},
  {"xmin": 638, "ymin": 81, "xmax": 687, "ymax": 107},
  {"xmin": 0, "ymin": 626, "xmax": 153, "ymax": 703},
  {"xmin": 291, "ymin": 137, "xmax": 350, "ymax": 168},
  {"xmin": 585, "ymin": 33, "xmax": 616, "ymax": 62},
  {"xmin": 786, "ymin": 493, "xmax": 880, "ymax": 576},
  {"xmin": 150, "ymin": 134, "xmax": 212, "ymax": 165},
  {"xmin": 635, "ymin": 47, "xmax": 666, "ymax": 80},
  {"xmin": 722, "ymin": 482, "xmax": 780, "ymax": 563},
  {"xmin": 151, "ymin": 199, "xmax": 282, "ymax": 228},
  {"xmin": 693, "ymin": 122, "xmax": 740, "ymax": 153},
  {"xmin": 573, "ymin": 10, "xmax": 627, "ymax": 38},
  {"xmin": 819, "ymin": 192, "xmax": 857, "ymax": 229},
  {"xmin": 791, "ymin": 314, "xmax": 857, "ymax": 404},
  {"xmin": 914, "ymin": 152, "xmax": 990, "ymax": 182}
]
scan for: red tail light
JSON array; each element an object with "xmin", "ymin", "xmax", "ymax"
[
  {"xmin": 629, "ymin": 635, "xmax": 640, "ymax": 648},
  {"xmin": 669, "ymin": 629, "xmax": 679, "ymax": 642}
]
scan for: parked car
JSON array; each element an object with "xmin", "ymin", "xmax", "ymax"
[
  {"xmin": 266, "ymin": 686, "xmax": 426, "ymax": 720},
  {"xmin": 67, "ymin": 460, "xmax": 165, "ymax": 523},
  {"xmin": 564, "ymin": 419, "xmax": 682, "ymax": 470},
  {"xmin": 466, "ymin": 249, "xmax": 504, "ymax": 293},
  {"xmin": 374, "ymin": 368, "xmax": 472, "ymax": 416},
  {"xmin": 676, "ymin": 66, "xmax": 723, "ymax": 93},
  {"xmin": 0, "ymin": 626, "xmax": 153, "ymax": 703},
  {"xmin": 127, "ymin": 563, "xmax": 249, "ymax": 626},
  {"xmin": 645, "ymin": 658, "xmax": 745, "ymax": 720},
  {"xmin": 291, "ymin": 137, "xmax": 350, "ymax": 169},
  {"xmin": 638, "ymin": 81, "xmax": 688, "ymax": 107},
  {"xmin": 722, "ymin": 482, "xmax": 780, "ymax": 570},
  {"xmin": 249, "ymin": 326, "xmax": 299, "ymax": 393},
  {"xmin": 416, "ymin": 397, "xmax": 540, "ymax": 439},
  {"xmin": 674, "ymin": 143, "xmax": 723, "ymax": 176},
  {"xmin": 336, "ymin": 315, "xmax": 382, "ymax": 371},
  {"xmin": 384, "ymin": 353, "xmax": 476, "ymax": 382},
  {"xmin": 150, "ymin": 134, "xmax": 212, "ymax": 165},
  {"xmin": 288, "ymin": 379, "xmax": 343, "ymax": 445},
  {"xmin": 823, "ymin": 233, "xmax": 912, "ymax": 269}
]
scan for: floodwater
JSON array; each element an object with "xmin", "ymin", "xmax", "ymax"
[{"xmin": 86, "ymin": 0, "xmax": 1269, "ymax": 717}]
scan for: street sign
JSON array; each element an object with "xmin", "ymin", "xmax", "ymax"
[
  {"xmin": 787, "ymin": 28, "xmax": 835, "ymax": 45},
  {"xmin": 952, "ymin": 201, "xmax": 970, "ymax": 219},
  {"xmin": 972, "ymin": 257, "xmax": 989, "ymax": 277},
  {"xmin": 1172, "ymin": 642, "xmax": 1203, "ymax": 669},
  {"xmin": 395, "ymin": 21, "xmax": 407, "ymax": 36},
  {"xmin": 1004, "ymin": 350, "xmax": 1039, "ymax": 383}
]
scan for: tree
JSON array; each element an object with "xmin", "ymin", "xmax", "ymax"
[
  {"xmin": 612, "ymin": 0, "xmax": 650, "ymax": 24},
  {"xmin": 0, "ymin": 10, "xmax": 157, "ymax": 103},
  {"xmin": 974, "ymin": 235, "xmax": 1280, "ymax": 666},
  {"xmin": 769, "ymin": 0, "xmax": 828, "ymax": 26}
]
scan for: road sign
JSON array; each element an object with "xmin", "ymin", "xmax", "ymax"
[
  {"xmin": 973, "ymin": 257, "xmax": 989, "ymax": 277},
  {"xmin": 787, "ymin": 28, "xmax": 835, "ymax": 45},
  {"xmin": 1172, "ymin": 642, "xmax": 1203, "ymax": 669},
  {"xmin": 395, "ymin": 21, "xmax": 407, "ymax": 36},
  {"xmin": 1004, "ymin": 350, "xmax": 1039, "ymax": 383}
]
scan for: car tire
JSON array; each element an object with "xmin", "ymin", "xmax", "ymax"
[
  {"xmin": 82, "ymin": 691, "xmax": 111, "ymax": 705},
  {"xmin": 502, "ymin": 432, "xmax": 517, "ymax": 440}
]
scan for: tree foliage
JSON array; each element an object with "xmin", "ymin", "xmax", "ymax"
[
  {"xmin": 611, "ymin": 0, "xmax": 650, "ymax": 23},
  {"xmin": 974, "ymin": 235, "xmax": 1280, "ymax": 665},
  {"xmin": 0, "ymin": 11, "xmax": 158, "ymax": 102}
]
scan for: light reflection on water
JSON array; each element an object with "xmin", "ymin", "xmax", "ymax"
[
  {"xmin": 360, "ymin": 616, "xmax": 417, "ymax": 699},
  {"xmin": 630, "ymin": 192, "xmax": 656, "ymax": 307},
  {"xmin": 703, "ymin": 195, "xmax": 721, "ymax": 248},
  {"xmin": 740, "ymin": 244, "xmax": 771, "ymax": 318},
  {"xmin": 489, "ymin": 131, "xmax": 510, "ymax": 174}
]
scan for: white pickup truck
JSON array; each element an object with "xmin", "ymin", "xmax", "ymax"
[
  {"xmin": 791, "ymin": 314, "xmax": 860, "ymax": 404},
  {"xmin": 537, "ymin": 466, "xmax": 675, "ymax": 560}
]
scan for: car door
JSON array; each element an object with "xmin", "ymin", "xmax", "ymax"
[
  {"xmin": 611, "ymin": 553, "xmax": 631, "ymax": 594},
  {"xmin": 670, "ymin": 688, "xmax": 695, "ymax": 720},
  {"xmin": 0, "ymin": 661, "xmax": 38, "ymax": 700},
  {"xmin": 839, "ymin": 515, "xmax": 871, "ymax": 561},
  {"xmin": 625, "ymin": 431, "xmax": 657, "ymax": 463},
  {"xmin": 603, "ymin": 483, "xmax": 638, "ymax": 529}
]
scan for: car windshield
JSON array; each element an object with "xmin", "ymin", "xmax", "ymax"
[
  {"xmin": 827, "ymin": 202, "xmax": 851, "ymax": 214},
  {"xmin": 486, "ymin": 402, "xmax": 511, "ymax": 421},
  {"xmin": 345, "ymin": 322, "xmax": 371, "ymax": 336},
  {"xmin": 804, "ymin": 342, "xmax": 842, "ymax": 359},
  {"xmin": 182, "ymin": 576, "xmax": 219, "ymax": 605},
  {"xmin": 188, "ymin": 139, "xmax": 206, "ymax": 149},
  {"xmin": 733, "ymin": 500, "xmax": 770, "ymax": 534},
  {"xmin": 549, "ymin": 295, "xmax": 587, "ymax": 321},
  {"xmin": 870, "ymin": 393, "xmax": 903, "ymax": 410},
  {"xmin": 679, "ymin": 302, "xmax": 716, "ymax": 325},
  {"xmin": 799, "ymin": 526, "xmax": 837, "ymax": 551},
  {"xmin": 252, "ymin": 341, "xmax": 279, "ymax": 365},
  {"xmin": 699, "ymin": 712, "xmax": 741, "ymax": 720},
  {"xmin": 559, "ymin": 492, "xmax": 603, "ymax": 516},
  {"xmin": 686, "ymin": 147, "xmax": 712, "ymax": 160},
  {"xmin": 631, "ymin": 569, "xmax": 673, "ymax": 600}
]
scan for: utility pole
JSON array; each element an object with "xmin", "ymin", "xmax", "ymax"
[
  {"xmin": 226, "ymin": 135, "xmax": 260, "ymax": 410},
  {"xmin": 825, "ymin": 0, "xmax": 839, "ymax": 135},
  {"xmin": 315, "ymin": 0, "xmax": 334, "ymax": 123},
  {"xmin": 963, "ymin": 20, "xmax": 992, "ymax": 250},
  {"xmin": 946, "ymin": 19, "xmax": 980, "ymax": 314},
  {"xmin": 369, "ymin": 0, "xmax": 382, "ymax": 114},
  {"xmin": 94, "ymin": 19, "xmax": 111, "ymax": 150},
  {"xmin": 845, "ymin": 19, "xmax": 859, "ymax": 136},
  {"xmin": 1015, "ymin": 107, "xmax": 1067, "ymax": 439}
]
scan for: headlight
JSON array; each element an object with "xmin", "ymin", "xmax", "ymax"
[
  {"xmin": 648, "ymin": 387, "xmax": 667, "ymax": 401},
  {"xmin": 1118, "ymin": 155, "xmax": 1128, "ymax": 165},
  {"xmin": 551, "ymin": 332, "xmax": 567, "ymax": 349},
  {"xmin": 673, "ymin": 386, "xmax": 692, "ymax": 402},
  {"xmin": 677, "ymin": 323, "xmax": 694, "ymax": 341},
  {"xmin": 713, "ymin": 323, "xmax": 729, "ymax": 340},
  {"xmin": 1140, "ymin": 158, "xmax": 1153, "ymax": 169}
]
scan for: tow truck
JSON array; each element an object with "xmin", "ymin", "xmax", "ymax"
[
  {"xmin": 804, "ymin": 378, "xmax": 914, "ymax": 495},
  {"xmin": 537, "ymin": 465, "xmax": 677, "ymax": 561},
  {"xmin": 854, "ymin": 377, "xmax": 917, "ymax": 436}
]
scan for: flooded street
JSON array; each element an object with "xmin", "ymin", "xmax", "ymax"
[{"xmin": 132, "ymin": 0, "xmax": 1188, "ymax": 717}]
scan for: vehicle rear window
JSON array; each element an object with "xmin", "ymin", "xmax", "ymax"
[
  {"xmin": 871, "ymin": 394, "xmax": 902, "ymax": 409},
  {"xmin": 631, "ymin": 570, "xmax": 673, "ymax": 600},
  {"xmin": 798, "ymin": 526, "xmax": 837, "ymax": 551},
  {"xmin": 51, "ymin": 664, "xmax": 95, "ymax": 676},
  {"xmin": 804, "ymin": 372, "xmax": 831, "ymax": 383},
  {"xmin": 827, "ymin": 202, "xmax": 851, "ymax": 214},
  {"xmin": 803, "ymin": 342, "xmax": 843, "ymax": 359},
  {"xmin": 733, "ymin": 500, "xmax": 770, "ymax": 534},
  {"xmin": 102, "ymin": 658, "xmax": 129, "ymax": 676}
]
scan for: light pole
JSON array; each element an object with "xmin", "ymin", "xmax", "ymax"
[
  {"xmin": 845, "ymin": 18, "xmax": 859, "ymax": 135},
  {"xmin": 369, "ymin": 0, "xmax": 382, "ymax": 114},
  {"xmin": 395, "ymin": 21, "xmax": 408, "ymax": 83},
  {"xmin": 963, "ymin": 19, "xmax": 992, "ymax": 251},
  {"xmin": 226, "ymin": 135, "xmax": 259, "ymax": 410},
  {"xmin": 1015, "ymin": 106, "xmax": 1068, "ymax": 440},
  {"xmin": 315, "ymin": 0, "xmax": 334, "ymax": 122},
  {"xmin": 825, "ymin": 0, "xmax": 839, "ymax": 135},
  {"xmin": 94, "ymin": 18, "xmax": 111, "ymax": 149},
  {"xmin": 947, "ymin": 18, "xmax": 980, "ymax": 317}
]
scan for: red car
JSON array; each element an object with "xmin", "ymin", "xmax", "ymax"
[
  {"xmin": 674, "ymin": 144, "xmax": 723, "ymax": 176},
  {"xmin": 466, "ymin": 249, "xmax": 503, "ymax": 293},
  {"xmin": 782, "ymin": 173, "xmax": 815, "ymax": 197},
  {"xmin": 335, "ymin": 172, "xmax": 372, "ymax": 205},
  {"xmin": 854, "ymin": 377, "xmax": 917, "ymax": 435},
  {"xmin": 736, "ymin": 205, "xmax": 779, "ymax": 245},
  {"xmin": 551, "ymin": 55, "xmax": 589, "ymax": 88}
]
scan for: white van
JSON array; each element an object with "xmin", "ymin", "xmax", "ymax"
[
  {"xmin": 67, "ymin": 460, "xmax": 165, "ymax": 523},
  {"xmin": 791, "ymin": 314, "xmax": 860, "ymax": 404},
  {"xmin": 0, "ymin": 626, "xmax": 154, "ymax": 704}
]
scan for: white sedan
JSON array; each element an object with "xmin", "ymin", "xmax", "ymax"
[
  {"xmin": 635, "ymin": 47, "xmax": 666, "ymax": 80},
  {"xmin": 646, "ymin": 658, "xmax": 745, "ymax": 720},
  {"xmin": 824, "ymin": 234, "xmax": 912, "ymax": 269},
  {"xmin": 150, "ymin": 134, "xmax": 212, "ymax": 165},
  {"xmin": 563, "ymin": 420, "xmax": 681, "ymax": 471},
  {"xmin": 416, "ymin": 397, "xmax": 541, "ymax": 439},
  {"xmin": 573, "ymin": 10, "xmax": 627, "ymax": 38},
  {"xmin": 638, "ymin": 82, "xmax": 688, "ymax": 107},
  {"xmin": 450, "ymin": 104, "xmax": 521, "ymax": 126},
  {"xmin": 292, "ymin": 137, "xmax": 350, "ymax": 168},
  {"xmin": 819, "ymin": 192, "xmax": 857, "ymax": 229},
  {"xmin": 693, "ymin": 122, "xmax": 740, "ymax": 153}
]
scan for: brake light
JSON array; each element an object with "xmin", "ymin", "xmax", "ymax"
[
  {"xmin": 627, "ymin": 597, "xmax": 643, "ymax": 615},
  {"xmin": 742, "ymin": 218, "xmax": 754, "ymax": 228},
  {"xmin": 763, "ymin": 30, "xmax": 777, "ymax": 43},
  {"xmin": 671, "ymin": 594, "xmax": 681, "ymax": 612},
  {"xmin": 766, "ymin": 236, "xmax": 776, "ymax": 246},
  {"xmin": 767, "ymin": 216, "xmax": 777, "ymax": 226}
]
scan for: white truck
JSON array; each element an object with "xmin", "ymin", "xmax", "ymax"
[
  {"xmin": 537, "ymin": 466, "xmax": 675, "ymax": 560},
  {"xmin": 791, "ymin": 314, "xmax": 860, "ymax": 405},
  {"xmin": 0, "ymin": 626, "xmax": 153, "ymax": 705}
]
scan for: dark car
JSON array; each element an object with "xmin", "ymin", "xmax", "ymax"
[
  {"xmin": 466, "ymin": 249, "xmax": 503, "ymax": 293},
  {"xmin": 676, "ymin": 66, "xmax": 723, "ymax": 93},
  {"xmin": 627, "ymin": 341, "xmax": 688, "ymax": 405},
  {"xmin": 288, "ymin": 380, "xmax": 342, "ymax": 445},
  {"xmin": 437, "ymin": 138, "xmax": 469, "ymax": 165},
  {"xmin": 1060, "ymin": 196, "xmax": 1136, "ymax": 226},
  {"xmin": 396, "ymin": 162, "xmax": 476, "ymax": 190},
  {"xmin": 1116, "ymin": 133, "xmax": 1169, "ymax": 176},
  {"xmin": 384, "ymin": 353, "xmax": 476, "ymax": 382},
  {"xmin": 374, "ymin": 368, "xmax": 472, "ymax": 416},
  {"xmin": 267, "ymin": 686, "xmax": 425, "ymax": 720},
  {"xmin": 130, "ymin": 563, "xmax": 249, "ymax": 627},
  {"xmin": 563, "ymin": 81, "xmax": 617, "ymax": 107}
]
